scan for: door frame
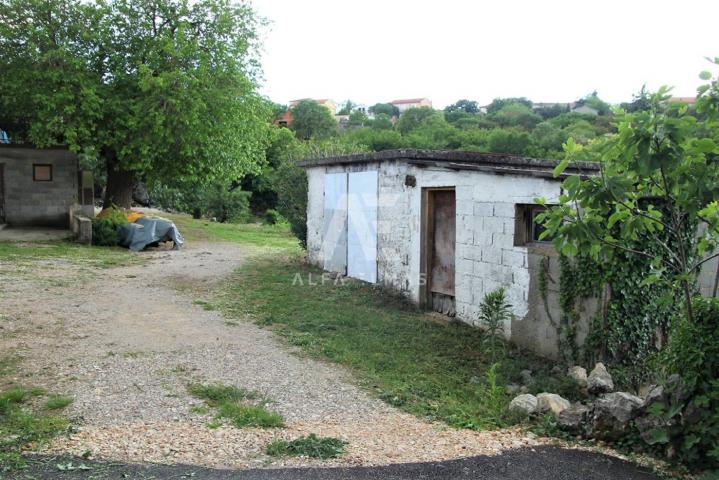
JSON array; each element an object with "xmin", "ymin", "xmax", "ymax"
[{"xmin": 419, "ymin": 187, "xmax": 456, "ymax": 310}]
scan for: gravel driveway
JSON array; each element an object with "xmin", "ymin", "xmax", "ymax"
[{"xmin": 0, "ymin": 240, "xmax": 645, "ymax": 473}]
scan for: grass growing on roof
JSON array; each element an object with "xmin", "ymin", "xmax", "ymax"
[
  {"xmin": 219, "ymin": 254, "xmax": 577, "ymax": 430},
  {"xmin": 266, "ymin": 434, "xmax": 347, "ymax": 459}
]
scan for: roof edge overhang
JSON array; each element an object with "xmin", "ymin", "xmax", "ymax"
[{"xmin": 298, "ymin": 149, "xmax": 600, "ymax": 177}]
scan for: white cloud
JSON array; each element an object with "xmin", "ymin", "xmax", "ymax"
[{"xmin": 251, "ymin": 0, "xmax": 718, "ymax": 108}]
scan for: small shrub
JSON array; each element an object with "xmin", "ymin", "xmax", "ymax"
[
  {"xmin": 92, "ymin": 207, "xmax": 129, "ymax": 246},
  {"xmin": 216, "ymin": 402, "xmax": 284, "ymax": 428},
  {"xmin": 44, "ymin": 395, "xmax": 73, "ymax": 410},
  {"xmin": 266, "ymin": 434, "xmax": 347, "ymax": 459},
  {"xmin": 650, "ymin": 297, "xmax": 719, "ymax": 470},
  {"xmin": 264, "ymin": 208, "xmax": 285, "ymax": 225},
  {"xmin": 478, "ymin": 288, "xmax": 512, "ymax": 360},
  {"xmin": 203, "ymin": 184, "xmax": 251, "ymax": 223}
]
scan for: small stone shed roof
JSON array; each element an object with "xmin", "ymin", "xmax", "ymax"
[{"xmin": 298, "ymin": 149, "xmax": 600, "ymax": 180}]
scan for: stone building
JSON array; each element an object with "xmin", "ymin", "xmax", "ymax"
[
  {"xmin": 0, "ymin": 145, "xmax": 90, "ymax": 227},
  {"xmin": 300, "ymin": 149, "xmax": 605, "ymax": 358}
]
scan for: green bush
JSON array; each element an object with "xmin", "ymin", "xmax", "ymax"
[
  {"xmin": 272, "ymin": 161, "xmax": 307, "ymax": 247},
  {"xmin": 203, "ymin": 184, "xmax": 251, "ymax": 223},
  {"xmin": 651, "ymin": 297, "xmax": 719, "ymax": 470},
  {"xmin": 264, "ymin": 209, "xmax": 285, "ymax": 225},
  {"xmin": 91, "ymin": 207, "xmax": 128, "ymax": 246},
  {"xmin": 266, "ymin": 434, "xmax": 347, "ymax": 459}
]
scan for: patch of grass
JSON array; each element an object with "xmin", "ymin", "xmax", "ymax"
[
  {"xmin": 44, "ymin": 395, "xmax": 74, "ymax": 410},
  {"xmin": 164, "ymin": 213, "xmax": 301, "ymax": 251},
  {"xmin": 266, "ymin": 434, "xmax": 347, "ymax": 459},
  {"xmin": 188, "ymin": 383, "xmax": 284, "ymax": 429},
  {"xmin": 122, "ymin": 351, "xmax": 144, "ymax": 359},
  {"xmin": 220, "ymin": 255, "xmax": 573, "ymax": 431},
  {"xmin": 0, "ymin": 387, "xmax": 69, "ymax": 470},
  {"xmin": 188, "ymin": 383, "xmax": 250, "ymax": 406},
  {"xmin": 190, "ymin": 404, "xmax": 210, "ymax": 414},
  {"xmin": 216, "ymin": 402, "xmax": 284, "ymax": 428},
  {"xmin": 193, "ymin": 300, "xmax": 216, "ymax": 311},
  {"xmin": 0, "ymin": 241, "xmax": 142, "ymax": 269}
]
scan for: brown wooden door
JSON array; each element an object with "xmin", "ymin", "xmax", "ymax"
[{"xmin": 428, "ymin": 189, "xmax": 456, "ymax": 315}]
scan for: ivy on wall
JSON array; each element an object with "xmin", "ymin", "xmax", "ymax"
[{"xmin": 538, "ymin": 235, "xmax": 683, "ymax": 383}]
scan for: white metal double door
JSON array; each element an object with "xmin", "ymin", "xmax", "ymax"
[{"xmin": 322, "ymin": 170, "xmax": 377, "ymax": 283}]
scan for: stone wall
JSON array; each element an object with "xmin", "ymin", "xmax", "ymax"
[{"xmin": 0, "ymin": 146, "xmax": 78, "ymax": 227}]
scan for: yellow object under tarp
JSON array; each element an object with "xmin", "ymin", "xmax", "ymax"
[{"xmin": 97, "ymin": 208, "xmax": 145, "ymax": 223}]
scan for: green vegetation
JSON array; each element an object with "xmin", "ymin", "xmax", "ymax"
[
  {"xmin": 266, "ymin": 434, "xmax": 347, "ymax": 459},
  {"xmin": 91, "ymin": 207, "xmax": 129, "ymax": 247},
  {"xmin": 218, "ymin": 255, "xmax": 573, "ymax": 430},
  {"xmin": 477, "ymin": 289, "xmax": 512, "ymax": 361},
  {"xmin": 164, "ymin": 213, "xmax": 301, "ymax": 251},
  {"xmin": 538, "ymin": 63, "xmax": 719, "ymax": 472},
  {"xmin": 188, "ymin": 383, "xmax": 284, "ymax": 429},
  {"xmin": 0, "ymin": 0, "xmax": 269, "ymax": 209},
  {"xmin": 44, "ymin": 395, "xmax": 74, "ymax": 411},
  {"xmin": 0, "ymin": 387, "xmax": 69, "ymax": 470},
  {"xmin": 216, "ymin": 402, "xmax": 284, "ymax": 428},
  {"xmin": 0, "ymin": 241, "xmax": 142, "ymax": 269}
]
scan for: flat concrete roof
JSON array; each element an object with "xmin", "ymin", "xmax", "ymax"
[{"xmin": 298, "ymin": 149, "xmax": 600, "ymax": 179}]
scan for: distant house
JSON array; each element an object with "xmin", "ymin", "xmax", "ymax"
[
  {"xmin": 391, "ymin": 98, "xmax": 432, "ymax": 113},
  {"xmin": 669, "ymin": 96, "xmax": 696, "ymax": 104},
  {"xmin": 289, "ymin": 98, "xmax": 337, "ymax": 116},
  {"xmin": 570, "ymin": 104, "xmax": 599, "ymax": 115},
  {"xmin": 275, "ymin": 99, "xmax": 339, "ymax": 127},
  {"xmin": 0, "ymin": 145, "xmax": 93, "ymax": 227}
]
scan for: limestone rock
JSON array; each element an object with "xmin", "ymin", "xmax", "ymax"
[
  {"xmin": 567, "ymin": 366, "xmax": 588, "ymax": 388},
  {"xmin": 592, "ymin": 392, "xmax": 643, "ymax": 440},
  {"xmin": 509, "ymin": 394, "xmax": 538, "ymax": 415},
  {"xmin": 505, "ymin": 384, "xmax": 521, "ymax": 396},
  {"xmin": 557, "ymin": 403, "xmax": 591, "ymax": 434},
  {"xmin": 588, "ymin": 362, "xmax": 614, "ymax": 394},
  {"xmin": 536, "ymin": 393, "xmax": 571, "ymax": 415},
  {"xmin": 642, "ymin": 385, "xmax": 664, "ymax": 406}
]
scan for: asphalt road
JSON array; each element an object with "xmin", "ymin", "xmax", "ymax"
[{"xmin": 4, "ymin": 446, "xmax": 660, "ymax": 480}]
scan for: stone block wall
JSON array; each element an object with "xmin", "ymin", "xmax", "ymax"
[{"xmin": 0, "ymin": 146, "xmax": 78, "ymax": 227}]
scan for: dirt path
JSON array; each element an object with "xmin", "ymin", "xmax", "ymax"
[{"xmin": 1, "ymin": 241, "xmax": 544, "ymax": 469}]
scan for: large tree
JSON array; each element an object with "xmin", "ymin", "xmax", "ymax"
[
  {"xmin": 0, "ymin": 0, "xmax": 269, "ymax": 208},
  {"xmin": 289, "ymin": 100, "xmax": 336, "ymax": 140}
]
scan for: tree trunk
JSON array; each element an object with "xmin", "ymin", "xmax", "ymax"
[{"xmin": 102, "ymin": 148, "xmax": 134, "ymax": 209}]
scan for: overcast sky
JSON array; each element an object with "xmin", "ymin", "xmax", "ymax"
[{"xmin": 250, "ymin": 0, "xmax": 718, "ymax": 109}]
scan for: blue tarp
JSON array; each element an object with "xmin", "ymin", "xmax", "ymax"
[{"xmin": 117, "ymin": 216, "xmax": 184, "ymax": 252}]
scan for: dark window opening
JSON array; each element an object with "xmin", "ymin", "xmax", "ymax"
[
  {"xmin": 33, "ymin": 164, "xmax": 53, "ymax": 182},
  {"xmin": 514, "ymin": 204, "xmax": 554, "ymax": 246}
]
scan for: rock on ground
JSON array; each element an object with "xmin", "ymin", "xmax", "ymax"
[
  {"xmin": 592, "ymin": 392, "xmax": 643, "ymax": 440},
  {"xmin": 557, "ymin": 403, "xmax": 591, "ymax": 435},
  {"xmin": 567, "ymin": 366, "xmax": 588, "ymax": 388},
  {"xmin": 509, "ymin": 394, "xmax": 538, "ymax": 415},
  {"xmin": 588, "ymin": 363, "xmax": 614, "ymax": 395},
  {"xmin": 536, "ymin": 393, "xmax": 571, "ymax": 416}
]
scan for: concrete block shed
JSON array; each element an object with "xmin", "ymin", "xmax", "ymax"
[
  {"xmin": 299, "ymin": 149, "xmax": 603, "ymax": 358},
  {"xmin": 0, "ymin": 145, "xmax": 84, "ymax": 227}
]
